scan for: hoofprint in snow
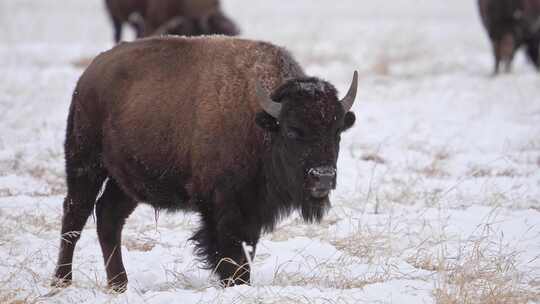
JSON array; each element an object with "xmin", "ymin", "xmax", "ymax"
[{"xmin": 0, "ymin": 0, "xmax": 539, "ymax": 303}]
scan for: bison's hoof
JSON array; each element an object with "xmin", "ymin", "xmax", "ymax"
[
  {"xmin": 108, "ymin": 279, "xmax": 128, "ymax": 293},
  {"xmin": 51, "ymin": 276, "xmax": 72, "ymax": 288},
  {"xmin": 219, "ymin": 277, "xmax": 250, "ymax": 288}
]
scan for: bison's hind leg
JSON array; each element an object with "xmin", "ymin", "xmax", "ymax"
[
  {"xmin": 491, "ymin": 40, "xmax": 502, "ymax": 75},
  {"xmin": 95, "ymin": 179, "xmax": 137, "ymax": 293},
  {"xmin": 53, "ymin": 101, "xmax": 107, "ymax": 287},
  {"xmin": 526, "ymin": 39, "xmax": 540, "ymax": 70},
  {"xmin": 53, "ymin": 145, "xmax": 107, "ymax": 287}
]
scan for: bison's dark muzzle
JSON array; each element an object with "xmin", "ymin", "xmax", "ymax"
[{"xmin": 307, "ymin": 166, "xmax": 336, "ymax": 199}]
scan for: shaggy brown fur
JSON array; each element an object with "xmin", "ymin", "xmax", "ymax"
[
  {"xmin": 104, "ymin": 0, "xmax": 147, "ymax": 43},
  {"xmin": 479, "ymin": 0, "xmax": 540, "ymax": 74},
  {"xmin": 52, "ymin": 36, "xmax": 357, "ymax": 292}
]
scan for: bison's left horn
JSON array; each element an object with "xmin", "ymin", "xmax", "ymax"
[
  {"xmin": 256, "ymin": 82, "xmax": 281, "ymax": 118},
  {"xmin": 340, "ymin": 71, "xmax": 358, "ymax": 112}
]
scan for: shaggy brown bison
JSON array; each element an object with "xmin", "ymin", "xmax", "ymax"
[
  {"xmin": 479, "ymin": 0, "xmax": 540, "ymax": 74},
  {"xmin": 104, "ymin": 0, "xmax": 147, "ymax": 43},
  {"xmin": 143, "ymin": 0, "xmax": 239, "ymax": 37},
  {"xmin": 52, "ymin": 36, "xmax": 358, "ymax": 292}
]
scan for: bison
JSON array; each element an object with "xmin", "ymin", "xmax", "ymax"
[
  {"xmin": 104, "ymin": 0, "xmax": 147, "ymax": 43},
  {"xmin": 52, "ymin": 36, "xmax": 358, "ymax": 292},
  {"xmin": 143, "ymin": 0, "xmax": 239, "ymax": 37},
  {"xmin": 478, "ymin": 0, "xmax": 540, "ymax": 74},
  {"xmin": 105, "ymin": 0, "xmax": 239, "ymax": 43}
]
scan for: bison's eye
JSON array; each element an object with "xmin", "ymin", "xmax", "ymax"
[{"xmin": 286, "ymin": 127, "xmax": 304, "ymax": 140}]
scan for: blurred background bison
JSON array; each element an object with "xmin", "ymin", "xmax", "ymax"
[
  {"xmin": 105, "ymin": 0, "xmax": 239, "ymax": 43},
  {"xmin": 104, "ymin": 0, "xmax": 146, "ymax": 43},
  {"xmin": 478, "ymin": 0, "xmax": 540, "ymax": 74}
]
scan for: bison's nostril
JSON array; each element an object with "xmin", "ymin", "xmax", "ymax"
[
  {"xmin": 308, "ymin": 166, "xmax": 336, "ymax": 179},
  {"xmin": 308, "ymin": 166, "xmax": 336, "ymax": 190}
]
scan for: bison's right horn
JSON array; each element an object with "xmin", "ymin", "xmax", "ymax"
[
  {"xmin": 340, "ymin": 71, "xmax": 358, "ymax": 112},
  {"xmin": 256, "ymin": 82, "xmax": 281, "ymax": 118}
]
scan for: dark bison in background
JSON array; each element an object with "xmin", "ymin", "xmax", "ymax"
[
  {"xmin": 143, "ymin": 0, "xmax": 239, "ymax": 37},
  {"xmin": 479, "ymin": 0, "xmax": 540, "ymax": 74},
  {"xmin": 52, "ymin": 36, "xmax": 358, "ymax": 292},
  {"xmin": 104, "ymin": 0, "xmax": 146, "ymax": 43},
  {"xmin": 105, "ymin": 0, "xmax": 239, "ymax": 43}
]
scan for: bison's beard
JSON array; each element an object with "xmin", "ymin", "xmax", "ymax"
[{"xmin": 300, "ymin": 195, "xmax": 331, "ymax": 223}]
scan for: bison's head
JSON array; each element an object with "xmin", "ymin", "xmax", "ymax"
[{"xmin": 256, "ymin": 72, "xmax": 358, "ymax": 222}]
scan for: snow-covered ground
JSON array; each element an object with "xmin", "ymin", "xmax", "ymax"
[{"xmin": 1, "ymin": 0, "xmax": 539, "ymax": 303}]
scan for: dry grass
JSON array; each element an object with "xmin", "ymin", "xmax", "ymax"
[
  {"xmin": 1, "ymin": 207, "xmax": 538, "ymax": 304},
  {"xmin": 411, "ymin": 148, "xmax": 452, "ymax": 178},
  {"xmin": 371, "ymin": 51, "xmax": 420, "ymax": 76},
  {"xmin": 360, "ymin": 153, "xmax": 386, "ymax": 164},
  {"xmin": 123, "ymin": 237, "xmax": 157, "ymax": 252},
  {"xmin": 416, "ymin": 161, "xmax": 450, "ymax": 178},
  {"xmin": 269, "ymin": 254, "xmax": 393, "ymax": 290},
  {"xmin": 433, "ymin": 241, "xmax": 540, "ymax": 304},
  {"xmin": 467, "ymin": 166, "xmax": 520, "ymax": 178},
  {"xmin": 71, "ymin": 57, "xmax": 94, "ymax": 69},
  {"xmin": 332, "ymin": 225, "xmax": 395, "ymax": 263},
  {"xmin": 405, "ymin": 219, "xmax": 540, "ymax": 304}
]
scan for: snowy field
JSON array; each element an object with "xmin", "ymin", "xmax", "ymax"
[{"xmin": 1, "ymin": 0, "xmax": 540, "ymax": 303}]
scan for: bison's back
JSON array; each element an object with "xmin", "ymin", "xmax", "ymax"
[
  {"xmin": 76, "ymin": 36, "xmax": 303, "ymax": 199},
  {"xmin": 479, "ymin": 0, "xmax": 517, "ymax": 34},
  {"xmin": 479, "ymin": 0, "xmax": 490, "ymax": 29}
]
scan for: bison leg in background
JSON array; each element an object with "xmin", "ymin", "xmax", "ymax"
[
  {"xmin": 110, "ymin": 16, "xmax": 123, "ymax": 43},
  {"xmin": 53, "ymin": 113, "xmax": 107, "ymax": 286},
  {"xmin": 503, "ymin": 55, "xmax": 515, "ymax": 73},
  {"xmin": 491, "ymin": 41, "xmax": 502, "ymax": 75},
  {"xmin": 525, "ymin": 39, "xmax": 540, "ymax": 69},
  {"xmin": 191, "ymin": 191, "xmax": 261, "ymax": 286},
  {"xmin": 96, "ymin": 179, "xmax": 137, "ymax": 292},
  {"xmin": 502, "ymin": 34, "xmax": 516, "ymax": 74}
]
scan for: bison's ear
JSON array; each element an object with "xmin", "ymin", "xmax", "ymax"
[
  {"xmin": 255, "ymin": 111, "xmax": 280, "ymax": 132},
  {"xmin": 342, "ymin": 112, "xmax": 356, "ymax": 131}
]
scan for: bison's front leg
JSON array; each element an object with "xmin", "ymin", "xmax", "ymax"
[
  {"xmin": 191, "ymin": 197, "xmax": 260, "ymax": 286},
  {"xmin": 215, "ymin": 209, "xmax": 260, "ymax": 286}
]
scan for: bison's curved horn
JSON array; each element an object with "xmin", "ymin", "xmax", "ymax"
[
  {"xmin": 340, "ymin": 71, "xmax": 358, "ymax": 112},
  {"xmin": 256, "ymin": 82, "xmax": 281, "ymax": 118}
]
